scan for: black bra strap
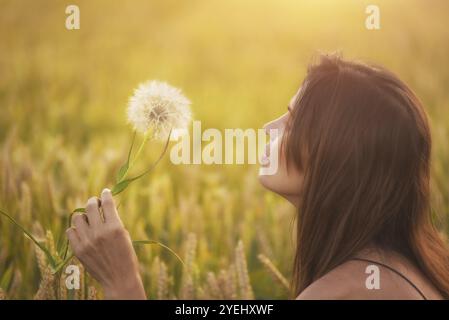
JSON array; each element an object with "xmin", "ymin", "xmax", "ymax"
[{"xmin": 351, "ymin": 257, "xmax": 427, "ymax": 300}]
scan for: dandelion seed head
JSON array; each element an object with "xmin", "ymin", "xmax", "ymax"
[{"xmin": 127, "ymin": 80, "xmax": 192, "ymax": 140}]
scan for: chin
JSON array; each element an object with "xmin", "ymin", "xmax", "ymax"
[
  {"xmin": 258, "ymin": 172, "xmax": 269, "ymax": 188},
  {"xmin": 258, "ymin": 170, "xmax": 280, "ymax": 193},
  {"xmin": 258, "ymin": 170, "xmax": 302, "ymax": 206}
]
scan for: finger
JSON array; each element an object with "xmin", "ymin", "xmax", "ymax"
[
  {"xmin": 86, "ymin": 196, "xmax": 102, "ymax": 227},
  {"xmin": 71, "ymin": 213, "xmax": 89, "ymax": 237},
  {"xmin": 66, "ymin": 227, "xmax": 82, "ymax": 255},
  {"xmin": 100, "ymin": 188, "xmax": 121, "ymax": 225}
]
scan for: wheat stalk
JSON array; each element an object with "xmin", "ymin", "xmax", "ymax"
[
  {"xmin": 235, "ymin": 240, "xmax": 254, "ymax": 299},
  {"xmin": 180, "ymin": 233, "xmax": 197, "ymax": 299},
  {"xmin": 19, "ymin": 182, "xmax": 32, "ymax": 219},
  {"xmin": 46, "ymin": 230, "xmax": 57, "ymax": 258},
  {"xmin": 258, "ymin": 254, "xmax": 290, "ymax": 291},
  {"xmin": 218, "ymin": 268, "xmax": 237, "ymax": 300},
  {"xmin": 157, "ymin": 259, "xmax": 169, "ymax": 300},
  {"xmin": 58, "ymin": 272, "xmax": 68, "ymax": 300},
  {"xmin": 75, "ymin": 262, "xmax": 85, "ymax": 300},
  {"xmin": 206, "ymin": 272, "xmax": 222, "ymax": 299}
]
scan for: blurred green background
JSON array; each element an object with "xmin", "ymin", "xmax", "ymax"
[{"xmin": 0, "ymin": 0, "xmax": 449, "ymax": 299}]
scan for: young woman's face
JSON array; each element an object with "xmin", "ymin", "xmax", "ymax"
[{"xmin": 258, "ymin": 91, "xmax": 304, "ymax": 207}]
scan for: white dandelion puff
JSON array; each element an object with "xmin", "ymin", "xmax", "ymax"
[{"xmin": 127, "ymin": 80, "xmax": 192, "ymax": 140}]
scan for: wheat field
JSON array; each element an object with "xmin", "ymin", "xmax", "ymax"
[{"xmin": 0, "ymin": 0, "xmax": 449, "ymax": 299}]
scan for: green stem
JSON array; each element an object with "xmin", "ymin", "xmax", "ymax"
[
  {"xmin": 125, "ymin": 130, "xmax": 171, "ymax": 182},
  {"xmin": 121, "ymin": 131, "xmax": 151, "ymax": 182}
]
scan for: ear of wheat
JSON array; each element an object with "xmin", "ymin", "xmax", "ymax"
[
  {"xmin": 218, "ymin": 268, "xmax": 238, "ymax": 300},
  {"xmin": 33, "ymin": 267, "xmax": 56, "ymax": 300},
  {"xmin": 180, "ymin": 233, "xmax": 197, "ymax": 299},
  {"xmin": 33, "ymin": 230, "xmax": 57, "ymax": 300}
]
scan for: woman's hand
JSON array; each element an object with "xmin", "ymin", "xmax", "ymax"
[{"xmin": 66, "ymin": 188, "xmax": 146, "ymax": 300}]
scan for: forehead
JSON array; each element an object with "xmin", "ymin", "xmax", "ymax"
[{"xmin": 289, "ymin": 95, "xmax": 296, "ymax": 106}]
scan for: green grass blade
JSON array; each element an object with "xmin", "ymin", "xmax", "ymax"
[
  {"xmin": 52, "ymin": 253, "xmax": 74, "ymax": 274},
  {"xmin": 0, "ymin": 267, "xmax": 13, "ymax": 290},
  {"xmin": 0, "ymin": 208, "xmax": 56, "ymax": 267},
  {"xmin": 133, "ymin": 239, "xmax": 185, "ymax": 267},
  {"xmin": 60, "ymin": 210, "xmax": 77, "ymax": 261},
  {"xmin": 111, "ymin": 179, "xmax": 131, "ymax": 195}
]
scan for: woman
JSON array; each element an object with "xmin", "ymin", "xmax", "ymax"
[{"xmin": 66, "ymin": 54, "xmax": 449, "ymax": 299}]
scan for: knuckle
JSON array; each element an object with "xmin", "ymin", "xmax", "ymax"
[
  {"xmin": 78, "ymin": 245, "xmax": 88, "ymax": 256},
  {"xmin": 70, "ymin": 245, "xmax": 80, "ymax": 256},
  {"xmin": 71, "ymin": 213, "xmax": 82, "ymax": 225},
  {"xmin": 108, "ymin": 225, "xmax": 126, "ymax": 237},
  {"xmin": 67, "ymin": 234, "xmax": 77, "ymax": 247},
  {"xmin": 66, "ymin": 228, "xmax": 75, "ymax": 239},
  {"xmin": 79, "ymin": 240, "xmax": 94, "ymax": 255},
  {"xmin": 93, "ymin": 232, "xmax": 107, "ymax": 244}
]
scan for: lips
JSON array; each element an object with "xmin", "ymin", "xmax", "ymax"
[
  {"xmin": 260, "ymin": 143, "xmax": 270, "ymax": 167},
  {"xmin": 265, "ymin": 143, "xmax": 270, "ymax": 157},
  {"xmin": 260, "ymin": 154, "xmax": 270, "ymax": 167}
]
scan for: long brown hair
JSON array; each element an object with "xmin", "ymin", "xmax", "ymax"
[{"xmin": 284, "ymin": 53, "xmax": 449, "ymax": 298}]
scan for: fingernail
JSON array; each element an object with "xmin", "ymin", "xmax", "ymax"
[{"xmin": 103, "ymin": 188, "xmax": 111, "ymax": 193}]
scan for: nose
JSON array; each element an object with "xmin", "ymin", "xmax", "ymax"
[
  {"xmin": 264, "ymin": 113, "xmax": 287, "ymax": 135},
  {"xmin": 264, "ymin": 121, "xmax": 283, "ymax": 144}
]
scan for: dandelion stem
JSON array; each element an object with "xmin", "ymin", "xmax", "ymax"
[{"xmin": 122, "ymin": 130, "xmax": 151, "ymax": 182}]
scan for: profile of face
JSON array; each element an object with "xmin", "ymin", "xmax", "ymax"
[{"xmin": 258, "ymin": 91, "xmax": 304, "ymax": 207}]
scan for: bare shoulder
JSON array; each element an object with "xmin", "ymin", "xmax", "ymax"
[
  {"xmin": 296, "ymin": 259, "xmax": 425, "ymax": 300},
  {"xmin": 296, "ymin": 260, "xmax": 366, "ymax": 300}
]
